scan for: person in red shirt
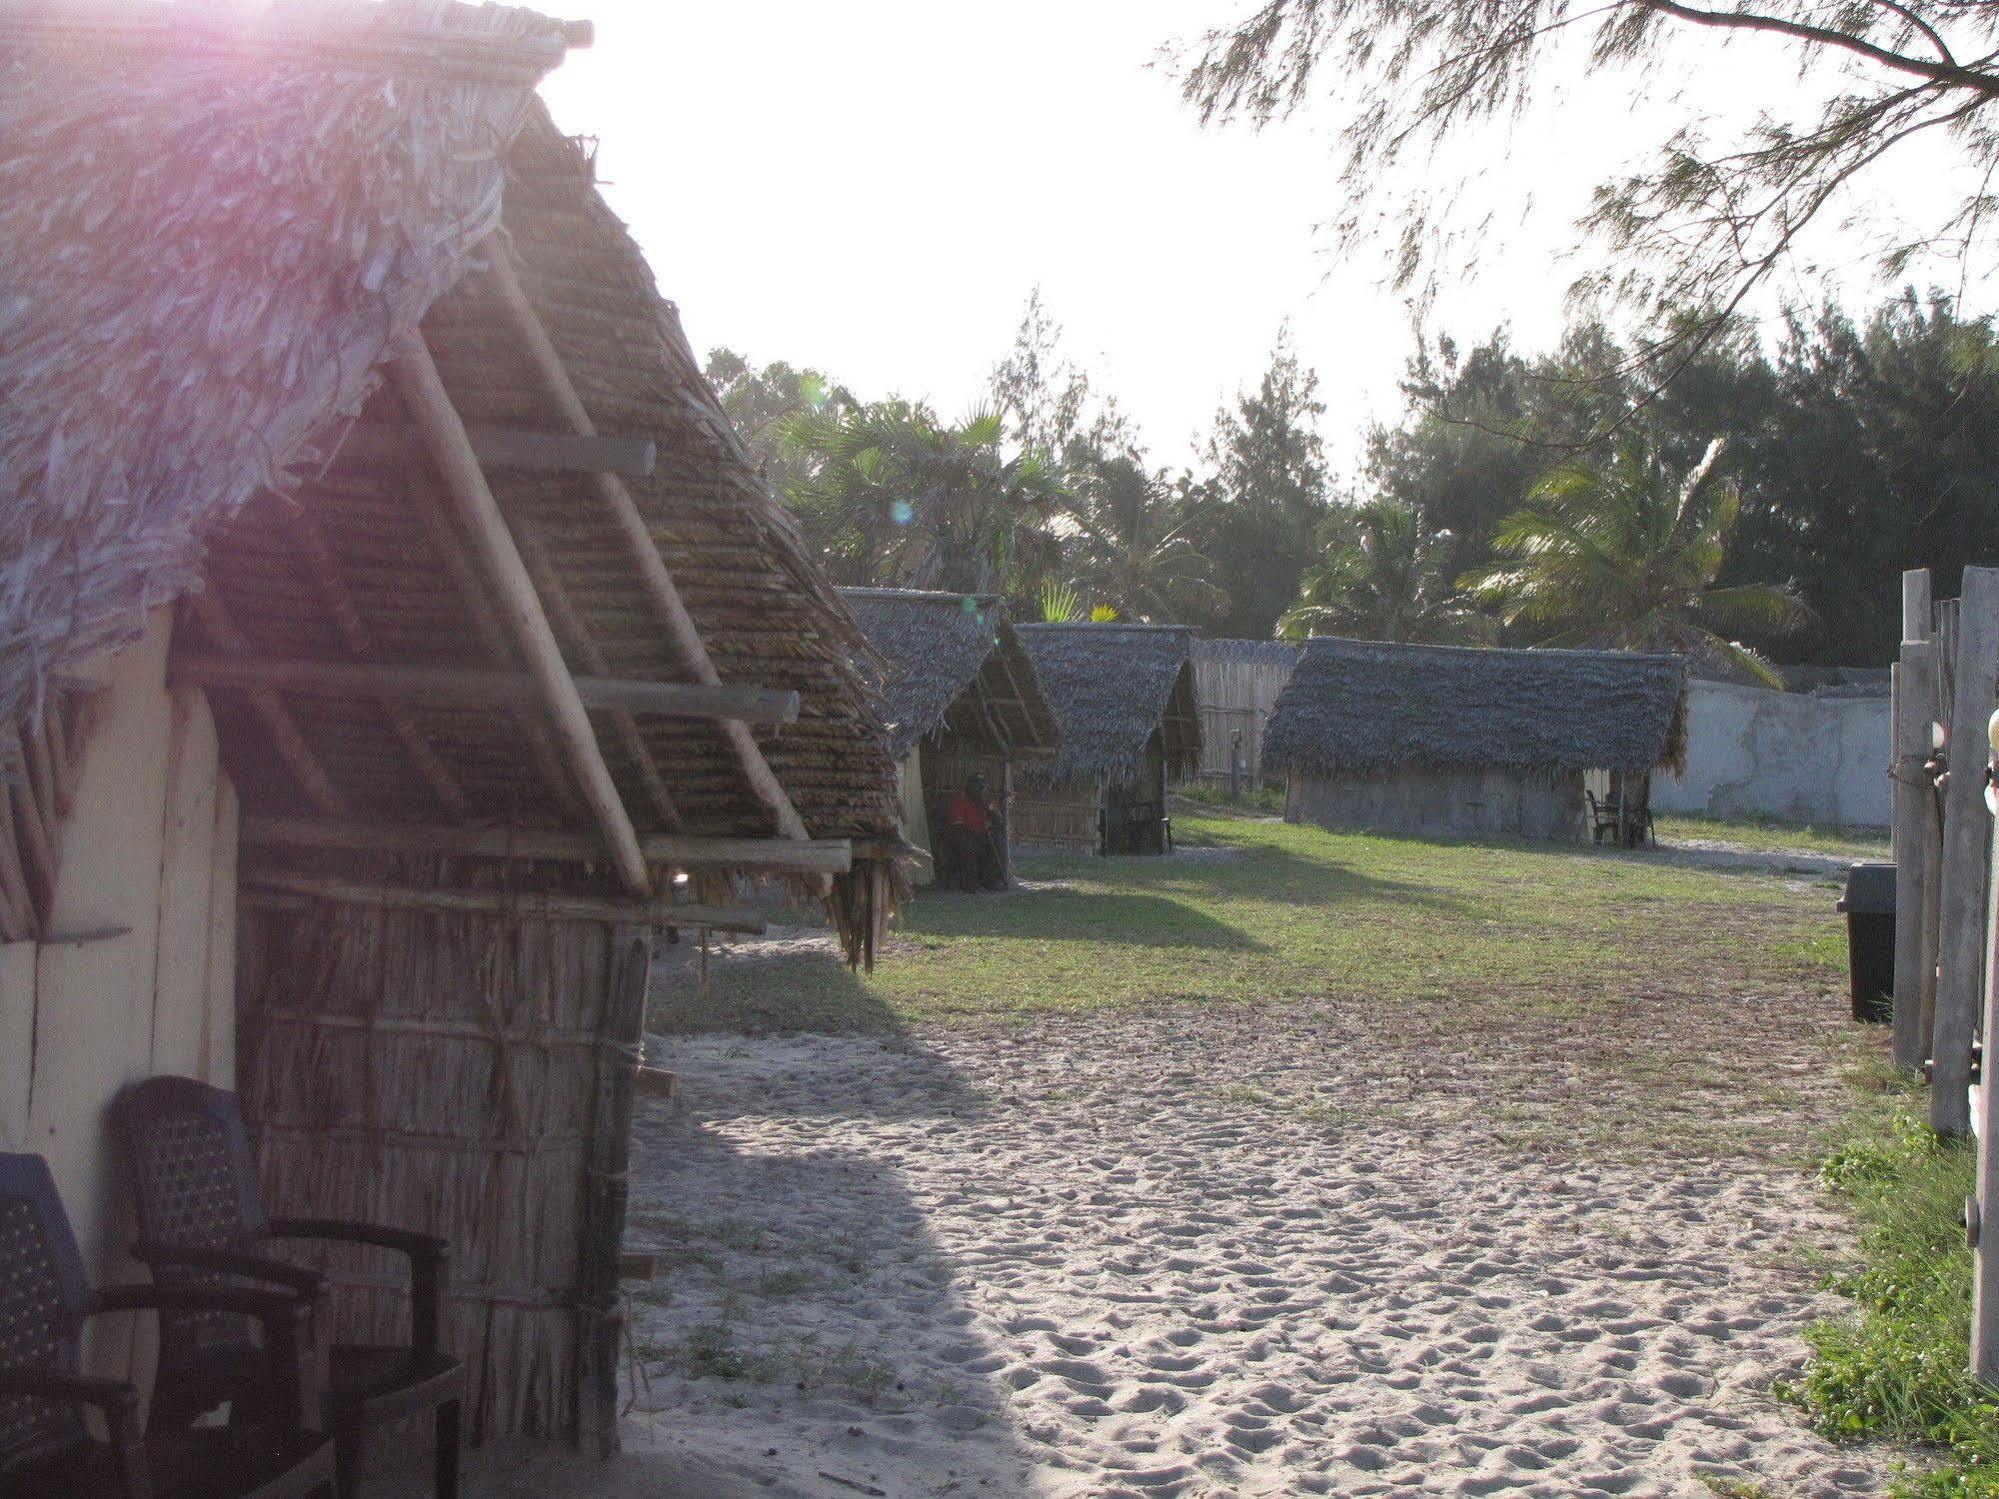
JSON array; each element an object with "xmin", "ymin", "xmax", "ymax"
[{"xmin": 939, "ymin": 773, "xmax": 1006, "ymax": 891}]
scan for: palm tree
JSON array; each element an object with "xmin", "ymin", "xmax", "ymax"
[
  {"xmin": 1464, "ymin": 436, "xmax": 1805, "ymax": 684},
  {"xmin": 1059, "ymin": 455, "xmax": 1226, "ymax": 623},
  {"xmin": 780, "ymin": 402, "xmax": 1065, "ymax": 595},
  {"xmin": 1277, "ymin": 499, "xmax": 1487, "ymax": 643}
]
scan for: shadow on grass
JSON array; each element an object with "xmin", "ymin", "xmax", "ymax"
[{"xmin": 911, "ymin": 886, "xmax": 1266, "ymax": 949}]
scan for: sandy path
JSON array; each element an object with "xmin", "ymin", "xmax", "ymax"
[{"xmin": 623, "ymin": 1008, "xmax": 1893, "ymax": 1498}]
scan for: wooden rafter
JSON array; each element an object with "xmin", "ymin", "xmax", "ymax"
[
  {"xmin": 243, "ymin": 872, "xmax": 765, "ymax": 933},
  {"xmin": 508, "ymin": 515, "xmax": 685, "ymax": 832},
  {"xmin": 241, "ymin": 816, "xmax": 855, "ymax": 875},
  {"xmin": 291, "ymin": 507, "xmax": 472, "ymax": 821},
  {"xmin": 331, "ymin": 421, "xmax": 656, "ymax": 480},
  {"xmin": 188, "ymin": 591, "xmax": 350, "ymax": 818},
  {"xmin": 408, "ymin": 475, "xmax": 592, "ymax": 828},
  {"xmin": 483, "ymin": 247, "xmax": 814, "ymax": 846},
  {"xmin": 391, "ymin": 333, "xmax": 650, "ymax": 896},
  {"xmin": 168, "ymin": 654, "xmax": 798, "ymax": 724}
]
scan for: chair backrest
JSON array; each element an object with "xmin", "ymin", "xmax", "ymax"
[
  {"xmin": 110, "ymin": 1076, "xmax": 268, "ymax": 1250},
  {"xmin": 109, "ymin": 1078, "xmax": 269, "ymax": 1404},
  {"xmin": 0, "ymin": 1153, "xmax": 89, "ymax": 1474}
]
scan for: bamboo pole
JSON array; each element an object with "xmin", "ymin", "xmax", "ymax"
[
  {"xmin": 482, "ymin": 249, "xmax": 815, "ymax": 848},
  {"xmin": 241, "ymin": 872, "xmax": 765, "ymax": 932},
  {"xmin": 169, "ymin": 654, "xmax": 798, "ymax": 724},
  {"xmin": 1894, "ymin": 567, "xmax": 1938, "ymax": 1070},
  {"xmin": 188, "ymin": 592, "xmax": 351, "ymax": 818},
  {"xmin": 1931, "ymin": 566, "xmax": 1999, "ymax": 1136},
  {"xmin": 240, "ymin": 816, "xmax": 854, "ymax": 874},
  {"xmin": 1974, "ymin": 705, "xmax": 1999, "ymax": 1385},
  {"xmin": 391, "ymin": 334, "xmax": 650, "ymax": 896},
  {"xmin": 292, "ymin": 507, "xmax": 472, "ymax": 821}
]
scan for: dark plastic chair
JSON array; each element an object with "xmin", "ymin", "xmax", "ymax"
[
  {"xmin": 110, "ymin": 1078, "xmax": 464, "ymax": 1499},
  {"xmin": 0, "ymin": 1151, "xmax": 335, "ymax": 1499}
]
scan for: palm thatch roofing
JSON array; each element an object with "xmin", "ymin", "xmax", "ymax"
[
  {"xmin": 1193, "ymin": 638, "xmax": 1305, "ymax": 670},
  {"xmin": 1015, "ymin": 623, "xmax": 1201, "ymax": 786},
  {"xmin": 839, "ymin": 589, "xmax": 1058, "ymax": 761},
  {"xmin": 1263, "ymin": 637, "xmax": 1688, "ymax": 778},
  {"xmin": 0, "ymin": 0, "xmax": 898, "ymax": 903}
]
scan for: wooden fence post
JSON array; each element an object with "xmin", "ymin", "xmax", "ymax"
[
  {"xmin": 1972, "ymin": 706, "xmax": 1999, "ymax": 1385},
  {"xmin": 1931, "ymin": 567, "xmax": 1999, "ymax": 1136},
  {"xmin": 1894, "ymin": 569, "xmax": 1936, "ymax": 1071}
]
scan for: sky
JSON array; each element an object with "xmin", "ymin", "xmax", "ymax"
[{"xmin": 539, "ymin": 0, "xmax": 1996, "ymax": 477}]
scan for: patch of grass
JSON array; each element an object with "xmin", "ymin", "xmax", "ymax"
[
  {"xmin": 671, "ymin": 1322, "xmax": 781, "ymax": 1383},
  {"xmin": 1697, "ymin": 1477, "xmax": 1776, "ymax": 1499},
  {"xmin": 1789, "ymin": 1104, "xmax": 1999, "ymax": 1495},
  {"xmin": 658, "ymin": 815, "xmax": 1843, "ymax": 1034},
  {"xmin": 754, "ymin": 1268, "xmax": 814, "ymax": 1297},
  {"xmin": 1655, "ymin": 811, "xmax": 1891, "ymax": 861},
  {"xmin": 1172, "ymin": 783, "xmax": 1286, "ymax": 816}
]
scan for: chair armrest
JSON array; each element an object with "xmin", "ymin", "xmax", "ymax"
[
  {"xmin": 86, "ymin": 1284, "xmax": 319, "ymax": 1428},
  {"xmin": 266, "ymin": 1219, "xmax": 449, "ymax": 1355},
  {"xmin": 133, "ymin": 1241, "xmax": 326, "ymax": 1299},
  {"xmin": 0, "ymin": 1367, "xmax": 141, "ymax": 1427}
]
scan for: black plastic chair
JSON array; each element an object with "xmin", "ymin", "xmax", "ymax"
[
  {"xmin": 110, "ymin": 1078, "xmax": 464, "ymax": 1499},
  {"xmin": 0, "ymin": 1151, "xmax": 335, "ymax": 1499}
]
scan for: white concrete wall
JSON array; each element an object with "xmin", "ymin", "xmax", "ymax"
[
  {"xmin": 1653, "ymin": 678, "xmax": 1891, "ymax": 827},
  {"xmin": 0, "ymin": 608, "xmax": 237, "ymax": 1380}
]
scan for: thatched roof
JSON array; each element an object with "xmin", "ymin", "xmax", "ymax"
[
  {"xmin": 1193, "ymin": 639, "xmax": 1305, "ymax": 670},
  {"xmin": 1264, "ymin": 637, "xmax": 1687, "ymax": 778},
  {"xmin": 839, "ymin": 589, "xmax": 1058, "ymax": 761},
  {"xmin": 0, "ymin": 2, "xmax": 898, "ymax": 862},
  {"xmin": 1015, "ymin": 623, "xmax": 1201, "ymax": 786}
]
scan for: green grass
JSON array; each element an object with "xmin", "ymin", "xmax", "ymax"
[
  {"xmin": 1792, "ymin": 1098, "xmax": 1999, "ymax": 1495},
  {"xmin": 1173, "ymin": 781, "xmax": 1287, "ymax": 816},
  {"xmin": 658, "ymin": 813, "xmax": 1843, "ymax": 1034},
  {"xmin": 1654, "ymin": 811, "xmax": 1891, "ymax": 861}
]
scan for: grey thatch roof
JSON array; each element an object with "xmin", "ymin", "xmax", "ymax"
[
  {"xmin": 839, "ymin": 589, "xmax": 1058, "ymax": 761},
  {"xmin": 1263, "ymin": 637, "xmax": 1687, "ymax": 778},
  {"xmin": 1016, "ymin": 623, "xmax": 1201, "ymax": 786},
  {"xmin": 1193, "ymin": 638, "xmax": 1304, "ymax": 670},
  {"xmin": 0, "ymin": 0, "xmax": 900, "ymax": 849}
]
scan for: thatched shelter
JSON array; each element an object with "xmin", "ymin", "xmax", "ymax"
[
  {"xmin": 840, "ymin": 589, "xmax": 1058, "ymax": 884},
  {"xmin": 1014, "ymin": 623, "xmax": 1201, "ymax": 854},
  {"xmin": 0, "ymin": 0, "xmax": 897, "ymax": 1458},
  {"xmin": 1263, "ymin": 638, "xmax": 1687, "ymax": 840}
]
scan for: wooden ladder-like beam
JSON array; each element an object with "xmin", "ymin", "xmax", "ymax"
[
  {"xmin": 292, "ymin": 507, "xmax": 472, "ymax": 821},
  {"xmin": 484, "ymin": 247, "xmax": 814, "ymax": 846},
  {"xmin": 392, "ymin": 334, "xmax": 651, "ymax": 897}
]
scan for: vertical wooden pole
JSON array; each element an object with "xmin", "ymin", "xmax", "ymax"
[
  {"xmin": 1894, "ymin": 567, "xmax": 1937, "ymax": 1071},
  {"xmin": 1931, "ymin": 567, "xmax": 1999, "ymax": 1136},
  {"xmin": 575, "ymin": 924, "xmax": 651, "ymax": 1458},
  {"xmin": 1972, "ymin": 707, "xmax": 1999, "ymax": 1385}
]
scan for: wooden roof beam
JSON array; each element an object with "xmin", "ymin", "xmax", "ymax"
[
  {"xmin": 329, "ymin": 421, "xmax": 656, "ymax": 480},
  {"xmin": 291, "ymin": 507, "xmax": 472, "ymax": 821},
  {"xmin": 391, "ymin": 334, "xmax": 650, "ymax": 896},
  {"xmin": 509, "ymin": 514, "xmax": 685, "ymax": 832},
  {"xmin": 169, "ymin": 654, "xmax": 800, "ymax": 724},
  {"xmin": 483, "ymin": 247, "xmax": 816, "ymax": 851},
  {"xmin": 242, "ymin": 815, "xmax": 854, "ymax": 875},
  {"xmin": 187, "ymin": 591, "xmax": 351, "ymax": 819}
]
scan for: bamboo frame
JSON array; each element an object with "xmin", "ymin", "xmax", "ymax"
[
  {"xmin": 169, "ymin": 653, "xmax": 799, "ymax": 724},
  {"xmin": 291, "ymin": 506, "xmax": 472, "ymax": 820},
  {"xmin": 391, "ymin": 334, "xmax": 650, "ymax": 895},
  {"xmin": 188, "ymin": 591, "xmax": 350, "ymax": 818},
  {"xmin": 241, "ymin": 871, "xmax": 767, "ymax": 932},
  {"xmin": 239, "ymin": 815, "xmax": 854, "ymax": 874},
  {"xmin": 482, "ymin": 248, "xmax": 815, "ymax": 848}
]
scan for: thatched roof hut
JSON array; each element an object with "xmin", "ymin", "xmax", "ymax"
[
  {"xmin": 1264, "ymin": 637, "xmax": 1686, "ymax": 840},
  {"xmin": 1013, "ymin": 623, "xmax": 1200, "ymax": 854},
  {"xmin": 840, "ymin": 589, "xmax": 1057, "ymax": 762},
  {"xmin": 0, "ymin": 0, "xmax": 897, "ymax": 1455}
]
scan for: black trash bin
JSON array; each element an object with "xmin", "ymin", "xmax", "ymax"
[{"xmin": 1837, "ymin": 861, "xmax": 1896, "ymax": 1023}]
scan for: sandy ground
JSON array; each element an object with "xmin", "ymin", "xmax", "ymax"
[{"xmin": 618, "ymin": 1005, "xmax": 1896, "ymax": 1499}]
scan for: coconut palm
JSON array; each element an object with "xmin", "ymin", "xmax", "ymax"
[
  {"xmin": 1277, "ymin": 499, "xmax": 1487, "ymax": 643},
  {"xmin": 1059, "ymin": 455, "xmax": 1226, "ymax": 624},
  {"xmin": 1464, "ymin": 436, "xmax": 1805, "ymax": 684},
  {"xmin": 781, "ymin": 402, "xmax": 1065, "ymax": 595}
]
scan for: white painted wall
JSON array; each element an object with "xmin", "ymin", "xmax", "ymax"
[
  {"xmin": 0, "ymin": 608, "xmax": 238, "ymax": 1381},
  {"xmin": 1653, "ymin": 678, "xmax": 1891, "ymax": 828}
]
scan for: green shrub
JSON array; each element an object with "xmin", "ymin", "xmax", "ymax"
[{"xmin": 1795, "ymin": 1109, "xmax": 1999, "ymax": 1493}]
